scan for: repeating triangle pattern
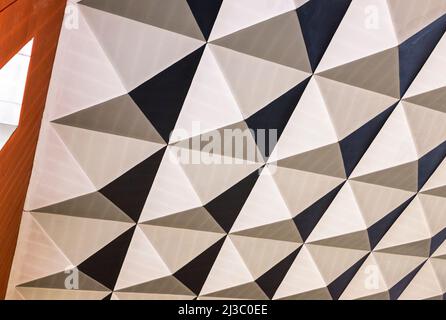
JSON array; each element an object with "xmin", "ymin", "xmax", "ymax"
[{"xmin": 7, "ymin": 0, "xmax": 446, "ymax": 300}]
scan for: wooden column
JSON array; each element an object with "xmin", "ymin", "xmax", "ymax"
[{"xmin": 0, "ymin": 0, "xmax": 66, "ymax": 298}]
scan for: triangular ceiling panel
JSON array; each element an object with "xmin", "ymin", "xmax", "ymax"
[
  {"xmin": 230, "ymin": 166, "xmax": 294, "ymax": 234},
  {"xmin": 317, "ymin": 0, "xmax": 398, "ymax": 73},
  {"xmin": 52, "ymin": 123, "xmax": 164, "ymax": 189},
  {"xmin": 404, "ymin": 33, "xmax": 446, "ymax": 107},
  {"xmin": 8, "ymin": 214, "xmax": 73, "ymax": 289},
  {"xmin": 318, "ymin": 48, "xmax": 400, "ymax": 98},
  {"xmin": 9, "ymin": 0, "xmax": 446, "ymax": 300},
  {"xmin": 53, "ymin": 94, "xmax": 164, "ymax": 144},
  {"xmin": 212, "ymin": 10, "xmax": 311, "ymax": 72},
  {"xmin": 297, "ymin": 0, "xmax": 351, "ymax": 71},
  {"xmin": 209, "ymin": 0, "xmax": 304, "ymax": 41},
  {"xmin": 31, "ymin": 212, "xmax": 133, "ymax": 266},
  {"xmin": 209, "ymin": 44, "xmax": 310, "ymax": 119},
  {"xmin": 399, "ymin": 259, "xmax": 444, "ymax": 300},
  {"xmin": 350, "ymin": 104, "xmax": 419, "ymax": 184},
  {"xmin": 387, "ymin": 0, "xmax": 446, "ymax": 43},
  {"xmin": 32, "ymin": 192, "xmax": 133, "ymax": 223},
  {"xmin": 306, "ymin": 182, "xmax": 370, "ymax": 251},
  {"xmin": 374, "ymin": 197, "xmax": 432, "ymax": 257},
  {"xmin": 178, "ymin": 148, "xmax": 262, "ymax": 205},
  {"xmin": 138, "ymin": 146, "xmax": 203, "ymax": 223},
  {"xmin": 273, "ymin": 245, "xmax": 330, "ymax": 300},
  {"xmin": 139, "ymin": 224, "xmax": 224, "ymax": 272},
  {"xmin": 230, "ymin": 234, "xmax": 300, "ymax": 279},
  {"xmin": 44, "ymin": 8, "xmax": 127, "ymax": 122},
  {"xmin": 172, "ymin": 47, "xmax": 244, "ymax": 142},
  {"xmin": 186, "ymin": 0, "xmax": 223, "ymax": 40},
  {"xmin": 306, "ymin": 244, "xmax": 368, "ymax": 295},
  {"xmin": 268, "ymin": 77, "xmax": 339, "ymax": 162},
  {"xmin": 129, "ymin": 47, "xmax": 205, "ymax": 143},
  {"xmin": 114, "ymin": 227, "xmax": 171, "ymax": 291},
  {"xmin": 199, "ymin": 237, "xmax": 254, "ymax": 296},
  {"xmin": 23, "ymin": 125, "xmax": 96, "ymax": 211},
  {"xmin": 79, "ymin": 4, "xmax": 204, "ymax": 91},
  {"xmin": 398, "ymin": 14, "xmax": 446, "ymax": 97},
  {"xmin": 80, "ymin": 0, "xmax": 205, "ymax": 41}
]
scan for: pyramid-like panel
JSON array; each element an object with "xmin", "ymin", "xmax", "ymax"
[{"xmin": 7, "ymin": 0, "xmax": 446, "ymax": 300}]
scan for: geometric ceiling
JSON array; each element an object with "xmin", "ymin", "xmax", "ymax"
[{"xmin": 7, "ymin": 0, "xmax": 446, "ymax": 300}]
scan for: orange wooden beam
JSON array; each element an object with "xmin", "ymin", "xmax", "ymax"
[
  {"xmin": 0, "ymin": 0, "xmax": 17, "ymax": 12},
  {"xmin": 0, "ymin": 0, "xmax": 66, "ymax": 298}
]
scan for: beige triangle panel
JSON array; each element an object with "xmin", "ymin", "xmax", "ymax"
[
  {"xmin": 272, "ymin": 165, "xmax": 345, "ymax": 217},
  {"xmin": 404, "ymin": 33, "xmax": 446, "ymax": 99},
  {"xmin": 178, "ymin": 148, "xmax": 262, "ymax": 204},
  {"xmin": 209, "ymin": 44, "xmax": 310, "ymax": 119},
  {"xmin": 376, "ymin": 240, "xmax": 431, "ymax": 258},
  {"xmin": 143, "ymin": 207, "xmax": 224, "ymax": 234},
  {"xmin": 202, "ymin": 282, "xmax": 269, "ymax": 300},
  {"xmin": 200, "ymin": 237, "xmax": 255, "ymax": 296},
  {"xmin": 113, "ymin": 292, "xmax": 195, "ymax": 300},
  {"xmin": 209, "ymin": 0, "xmax": 301, "ymax": 41},
  {"xmin": 418, "ymin": 193, "xmax": 446, "ymax": 235},
  {"xmin": 352, "ymin": 161, "xmax": 419, "ymax": 192},
  {"xmin": 79, "ymin": 5, "xmax": 204, "ymax": 91},
  {"xmin": 402, "ymin": 101, "xmax": 446, "ymax": 158},
  {"xmin": 31, "ymin": 212, "xmax": 134, "ymax": 265},
  {"xmin": 273, "ymin": 246, "xmax": 328, "ymax": 300},
  {"xmin": 315, "ymin": 75, "xmax": 398, "ymax": 140},
  {"xmin": 432, "ymin": 241, "xmax": 446, "ymax": 259},
  {"xmin": 317, "ymin": 0, "xmax": 398, "ymax": 73},
  {"xmin": 52, "ymin": 123, "xmax": 164, "ymax": 188},
  {"xmin": 398, "ymin": 260, "xmax": 443, "ymax": 300},
  {"xmin": 230, "ymin": 166, "xmax": 295, "ymax": 233},
  {"xmin": 277, "ymin": 143, "xmax": 347, "ymax": 179},
  {"xmin": 9, "ymin": 0, "xmax": 446, "ymax": 301},
  {"xmin": 172, "ymin": 46, "xmax": 244, "ymax": 142},
  {"xmin": 268, "ymin": 77, "xmax": 339, "ymax": 161},
  {"xmin": 430, "ymin": 259, "xmax": 446, "ymax": 291},
  {"xmin": 114, "ymin": 227, "xmax": 171, "ymax": 291},
  {"xmin": 7, "ymin": 214, "xmax": 73, "ymax": 292},
  {"xmin": 387, "ymin": 0, "xmax": 446, "ymax": 43},
  {"xmin": 212, "ymin": 10, "xmax": 311, "ymax": 72},
  {"xmin": 232, "ymin": 219, "xmax": 302, "ymax": 243},
  {"xmin": 230, "ymin": 234, "xmax": 300, "ymax": 279},
  {"xmin": 340, "ymin": 253, "xmax": 389, "ymax": 300},
  {"xmin": 306, "ymin": 244, "xmax": 369, "ymax": 284},
  {"xmin": 372, "ymin": 252, "xmax": 426, "ymax": 288},
  {"xmin": 23, "ymin": 125, "xmax": 96, "ymax": 211},
  {"xmin": 15, "ymin": 287, "xmax": 110, "ymax": 300},
  {"xmin": 406, "ymin": 87, "xmax": 446, "ymax": 114},
  {"xmin": 173, "ymin": 121, "xmax": 263, "ymax": 163},
  {"xmin": 421, "ymin": 157, "xmax": 446, "ymax": 196},
  {"xmin": 139, "ymin": 146, "xmax": 204, "ymax": 223},
  {"xmin": 276, "ymin": 287, "xmax": 332, "ymax": 300},
  {"xmin": 318, "ymin": 48, "xmax": 400, "ymax": 98},
  {"xmin": 117, "ymin": 276, "xmax": 195, "ymax": 297},
  {"xmin": 306, "ymin": 182, "xmax": 369, "ymax": 249},
  {"xmin": 139, "ymin": 224, "xmax": 224, "ymax": 273},
  {"xmin": 17, "ymin": 270, "xmax": 109, "ymax": 292},
  {"xmin": 349, "ymin": 180, "xmax": 415, "ymax": 227},
  {"xmin": 32, "ymin": 192, "xmax": 133, "ymax": 223},
  {"xmin": 52, "ymin": 94, "xmax": 164, "ymax": 144},
  {"xmin": 310, "ymin": 231, "xmax": 371, "ymax": 251},
  {"xmin": 80, "ymin": 0, "xmax": 205, "ymax": 41},
  {"xmin": 350, "ymin": 103, "xmax": 419, "ymax": 179},
  {"xmin": 43, "ymin": 5, "xmax": 127, "ymax": 122},
  {"xmin": 374, "ymin": 197, "xmax": 432, "ymax": 257}
]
